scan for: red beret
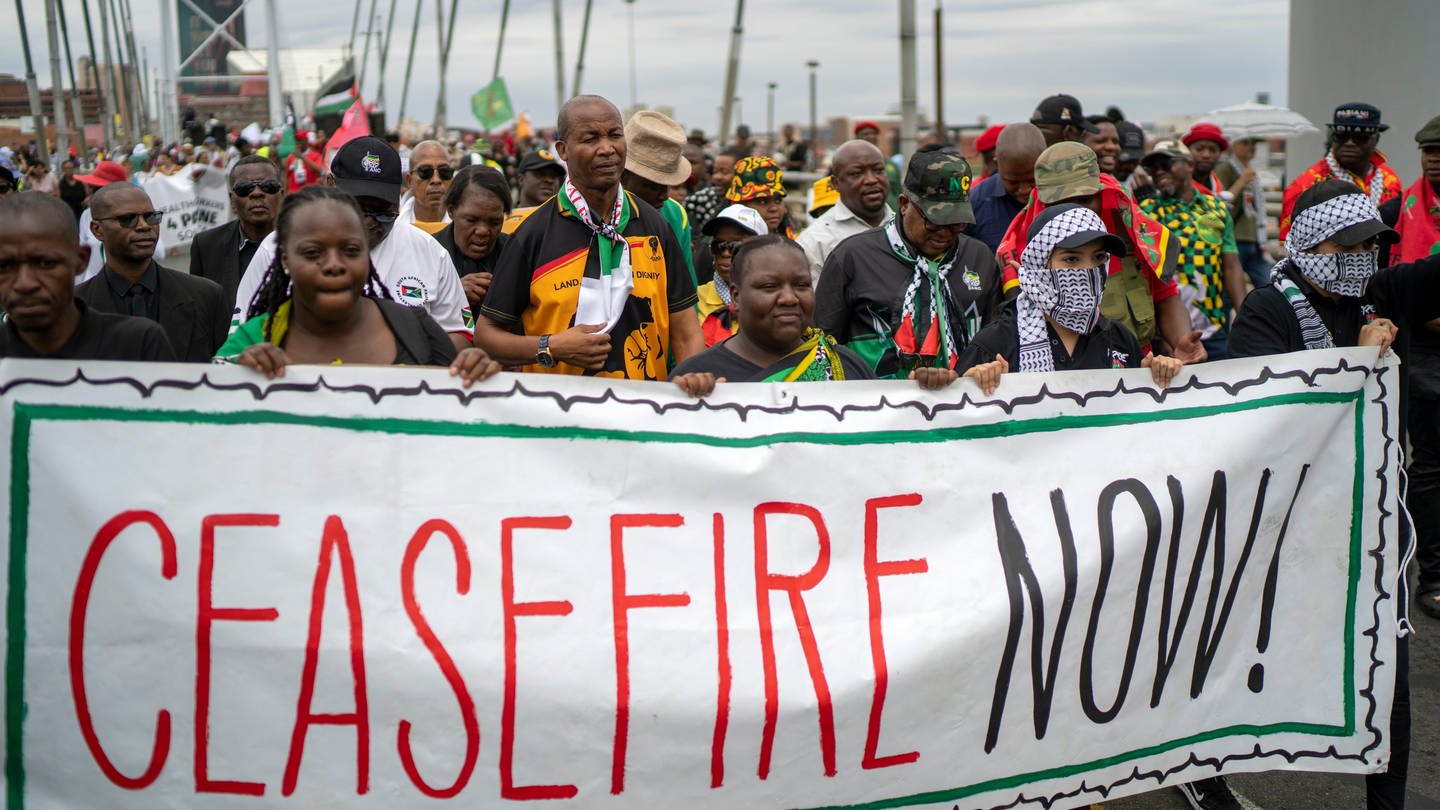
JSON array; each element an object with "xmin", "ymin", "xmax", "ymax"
[
  {"xmin": 1182, "ymin": 122, "xmax": 1229, "ymax": 151},
  {"xmin": 853, "ymin": 120, "xmax": 880, "ymax": 135},
  {"xmin": 975, "ymin": 124, "xmax": 1004, "ymax": 153}
]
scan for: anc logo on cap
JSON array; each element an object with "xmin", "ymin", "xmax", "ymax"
[
  {"xmin": 361, "ymin": 152, "xmax": 382, "ymax": 174},
  {"xmin": 538, "ymin": 148, "xmax": 554, "ymax": 161}
]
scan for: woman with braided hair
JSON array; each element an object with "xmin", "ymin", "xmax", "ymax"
[{"xmin": 215, "ymin": 186, "xmax": 500, "ymax": 386}]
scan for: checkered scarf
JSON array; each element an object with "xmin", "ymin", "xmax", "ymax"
[
  {"xmin": 1016, "ymin": 207, "xmax": 1111, "ymax": 373},
  {"xmin": 1326, "ymin": 151, "xmax": 1386, "ymax": 207},
  {"xmin": 884, "ymin": 219, "xmax": 963, "ymax": 370},
  {"xmin": 1273, "ymin": 191, "xmax": 1384, "ymax": 349}
]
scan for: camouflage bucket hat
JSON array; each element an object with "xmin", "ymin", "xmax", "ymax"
[
  {"xmin": 1034, "ymin": 141, "xmax": 1102, "ymax": 204},
  {"xmin": 902, "ymin": 146, "xmax": 974, "ymax": 226},
  {"xmin": 726, "ymin": 155, "xmax": 786, "ymax": 202}
]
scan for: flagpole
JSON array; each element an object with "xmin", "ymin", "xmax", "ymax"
[
  {"xmin": 376, "ymin": 0, "xmax": 398, "ymax": 120},
  {"xmin": 431, "ymin": 0, "xmax": 445, "ymax": 133},
  {"xmin": 491, "ymin": 0, "xmax": 509, "ymax": 82}
]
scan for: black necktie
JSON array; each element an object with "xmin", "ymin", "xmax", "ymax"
[{"xmin": 126, "ymin": 284, "xmax": 148, "ymax": 318}]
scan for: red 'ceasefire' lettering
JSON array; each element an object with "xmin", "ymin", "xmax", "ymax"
[
  {"xmin": 397, "ymin": 519, "xmax": 480, "ymax": 798},
  {"xmin": 861, "ymin": 494, "xmax": 928, "ymax": 770},
  {"xmin": 753, "ymin": 502, "xmax": 835, "ymax": 780},
  {"xmin": 500, "ymin": 516, "xmax": 578, "ymax": 801},
  {"xmin": 609, "ymin": 514, "xmax": 690, "ymax": 795},
  {"xmin": 196, "ymin": 514, "xmax": 281, "ymax": 795},
  {"xmin": 69, "ymin": 511, "xmax": 177, "ymax": 789},
  {"xmin": 710, "ymin": 513, "xmax": 731, "ymax": 790},
  {"xmin": 281, "ymin": 516, "xmax": 370, "ymax": 796}
]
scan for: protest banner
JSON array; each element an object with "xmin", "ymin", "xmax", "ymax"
[
  {"xmin": 0, "ymin": 348, "xmax": 1401, "ymax": 809},
  {"xmin": 140, "ymin": 165, "xmax": 233, "ymax": 256}
]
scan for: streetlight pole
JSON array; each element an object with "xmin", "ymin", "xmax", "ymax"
[
  {"xmin": 933, "ymin": 0, "xmax": 944, "ymax": 142},
  {"xmin": 766, "ymin": 81, "xmax": 776, "ymax": 145},
  {"xmin": 898, "ymin": 0, "xmax": 917, "ymax": 160},
  {"xmin": 625, "ymin": 0, "xmax": 637, "ymax": 112},
  {"xmin": 806, "ymin": 59, "xmax": 819, "ymax": 152}
]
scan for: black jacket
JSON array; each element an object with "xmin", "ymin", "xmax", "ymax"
[
  {"xmin": 76, "ymin": 263, "xmax": 230, "ymax": 362},
  {"xmin": 189, "ymin": 220, "xmax": 252, "ymax": 305}
]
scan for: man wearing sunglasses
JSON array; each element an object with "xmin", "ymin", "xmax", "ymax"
[
  {"xmin": 814, "ymin": 144, "xmax": 1003, "ymax": 378},
  {"xmin": 190, "ymin": 155, "xmax": 284, "ymax": 305},
  {"xmin": 1280, "ymin": 103, "xmax": 1402, "ymax": 241},
  {"xmin": 399, "ymin": 140, "xmax": 454, "ymax": 235},
  {"xmin": 75, "ymin": 182, "xmax": 230, "ymax": 362},
  {"xmin": 230, "ymin": 136, "xmax": 473, "ymax": 350}
]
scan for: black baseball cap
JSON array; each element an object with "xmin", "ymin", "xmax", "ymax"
[
  {"xmin": 518, "ymin": 146, "xmax": 566, "ymax": 175},
  {"xmin": 1026, "ymin": 203, "xmax": 1128, "ymax": 256},
  {"xmin": 330, "ymin": 136, "xmax": 402, "ymax": 204},
  {"xmin": 1116, "ymin": 120, "xmax": 1146, "ymax": 162},
  {"xmin": 1030, "ymin": 94, "xmax": 1100, "ymax": 134},
  {"xmin": 1331, "ymin": 102, "xmax": 1388, "ymax": 132},
  {"xmin": 1292, "ymin": 180, "xmax": 1398, "ymax": 246}
]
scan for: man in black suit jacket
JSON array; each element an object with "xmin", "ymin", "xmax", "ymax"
[
  {"xmin": 78, "ymin": 183, "xmax": 230, "ymax": 362},
  {"xmin": 190, "ymin": 155, "xmax": 285, "ymax": 305}
]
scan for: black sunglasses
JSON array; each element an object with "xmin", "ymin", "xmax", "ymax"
[
  {"xmin": 413, "ymin": 165, "xmax": 455, "ymax": 181},
  {"xmin": 362, "ymin": 208, "xmax": 399, "ymax": 224},
  {"xmin": 1332, "ymin": 128, "xmax": 1377, "ymax": 144},
  {"xmin": 96, "ymin": 211, "xmax": 163, "ymax": 228},
  {"xmin": 711, "ymin": 239, "xmax": 744, "ymax": 255},
  {"xmin": 232, "ymin": 180, "xmax": 283, "ymax": 197}
]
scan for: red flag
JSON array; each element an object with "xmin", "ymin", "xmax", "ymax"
[{"xmin": 323, "ymin": 98, "xmax": 372, "ymax": 174}]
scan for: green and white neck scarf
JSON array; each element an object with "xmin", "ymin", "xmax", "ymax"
[
  {"xmin": 559, "ymin": 179, "xmax": 633, "ymax": 333},
  {"xmin": 883, "ymin": 218, "xmax": 963, "ymax": 370}
]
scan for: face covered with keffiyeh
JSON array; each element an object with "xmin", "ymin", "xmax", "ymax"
[
  {"xmin": 1018, "ymin": 204, "xmax": 1127, "ymax": 334},
  {"xmin": 1285, "ymin": 181, "xmax": 1398, "ymax": 299}
]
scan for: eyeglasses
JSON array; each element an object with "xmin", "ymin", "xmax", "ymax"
[
  {"xmin": 96, "ymin": 211, "xmax": 162, "ymax": 228},
  {"xmin": 711, "ymin": 239, "xmax": 744, "ymax": 256},
  {"xmin": 1332, "ymin": 128, "xmax": 1377, "ymax": 145},
  {"xmin": 232, "ymin": 180, "xmax": 283, "ymax": 197},
  {"xmin": 413, "ymin": 165, "xmax": 455, "ymax": 181},
  {"xmin": 361, "ymin": 208, "xmax": 399, "ymax": 224},
  {"xmin": 912, "ymin": 206, "xmax": 964, "ymax": 235}
]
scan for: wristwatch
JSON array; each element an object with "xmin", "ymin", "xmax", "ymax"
[{"xmin": 536, "ymin": 334, "xmax": 557, "ymax": 368}]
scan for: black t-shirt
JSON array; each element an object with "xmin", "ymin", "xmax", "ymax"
[
  {"xmin": 814, "ymin": 228, "xmax": 1003, "ymax": 376},
  {"xmin": 1229, "ymin": 253, "xmax": 1440, "ymax": 359},
  {"xmin": 434, "ymin": 223, "xmax": 509, "ymax": 278},
  {"xmin": 0, "ymin": 299, "xmax": 176, "ymax": 361},
  {"xmin": 672, "ymin": 337, "xmax": 875, "ymax": 381},
  {"xmin": 957, "ymin": 302, "xmax": 1144, "ymax": 372}
]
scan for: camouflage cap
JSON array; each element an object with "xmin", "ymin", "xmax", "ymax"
[
  {"xmin": 1034, "ymin": 141, "xmax": 1101, "ymax": 204},
  {"xmin": 902, "ymin": 145, "xmax": 974, "ymax": 226},
  {"xmin": 1141, "ymin": 138, "xmax": 1191, "ymax": 164}
]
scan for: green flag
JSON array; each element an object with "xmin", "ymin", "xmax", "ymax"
[{"xmin": 472, "ymin": 77, "xmax": 515, "ymax": 130}]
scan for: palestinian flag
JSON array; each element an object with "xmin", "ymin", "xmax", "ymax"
[{"xmin": 313, "ymin": 58, "xmax": 357, "ymax": 118}]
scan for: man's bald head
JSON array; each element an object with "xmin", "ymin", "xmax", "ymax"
[
  {"xmin": 88, "ymin": 182, "xmax": 150, "ymax": 219},
  {"xmin": 996, "ymin": 123, "xmax": 1046, "ymax": 163},
  {"xmin": 557, "ymin": 95, "xmax": 621, "ymax": 141},
  {"xmin": 410, "ymin": 140, "xmax": 449, "ymax": 162},
  {"xmin": 995, "ymin": 123, "xmax": 1046, "ymax": 206},
  {"xmin": 830, "ymin": 139, "xmax": 884, "ymax": 174},
  {"xmin": 0, "ymin": 191, "xmax": 78, "ymax": 242}
]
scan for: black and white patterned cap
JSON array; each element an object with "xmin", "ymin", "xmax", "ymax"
[{"xmin": 1288, "ymin": 179, "xmax": 1398, "ymax": 253}]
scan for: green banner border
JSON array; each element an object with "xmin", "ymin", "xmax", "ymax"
[{"xmin": 4, "ymin": 388, "xmax": 1367, "ymax": 808}]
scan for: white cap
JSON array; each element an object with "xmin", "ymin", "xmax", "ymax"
[{"xmin": 702, "ymin": 203, "xmax": 769, "ymax": 237}]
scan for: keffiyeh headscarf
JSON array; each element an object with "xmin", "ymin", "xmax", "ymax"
[
  {"xmin": 726, "ymin": 156, "xmax": 786, "ymax": 203},
  {"xmin": 1016, "ymin": 207, "xmax": 1113, "ymax": 373},
  {"xmin": 1271, "ymin": 190, "xmax": 1385, "ymax": 348}
]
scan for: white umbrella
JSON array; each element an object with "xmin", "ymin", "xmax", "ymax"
[{"xmin": 1199, "ymin": 102, "xmax": 1319, "ymax": 140}]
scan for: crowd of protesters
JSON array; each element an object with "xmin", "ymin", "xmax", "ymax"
[{"xmin": 1, "ymin": 89, "xmax": 1438, "ymax": 810}]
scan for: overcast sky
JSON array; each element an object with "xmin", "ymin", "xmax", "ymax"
[{"xmin": 2, "ymin": 0, "xmax": 1289, "ymax": 135}]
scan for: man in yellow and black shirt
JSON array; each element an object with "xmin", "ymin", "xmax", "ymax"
[
  {"xmin": 1138, "ymin": 140, "xmax": 1249, "ymax": 361},
  {"xmin": 475, "ymin": 95, "xmax": 703, "ymax": 380}
]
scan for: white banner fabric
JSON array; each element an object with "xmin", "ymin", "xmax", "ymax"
[
  {"xmin": 140, "ymin": 165, "xmax": 233, "ymax": 255},
  {"xmin": 0, "ymin": 348, "xmax": 1402, "ymax": 809}
]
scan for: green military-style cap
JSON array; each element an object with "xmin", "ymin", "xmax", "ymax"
[
  {"xmin": 1416, "ymin": 115, "xmax": 1440, "ymax": 148},
  {"xmin": 902, "ymin": 145, "xmax": 975, "ymax": 226},
  {"xmin": 1034, "ymin": 141, "xmax": 1102, "ymax": 204}
]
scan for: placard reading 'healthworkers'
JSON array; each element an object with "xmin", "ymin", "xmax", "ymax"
[{"xmin": 0, "ymin": 349, "xmax": 1401, "ymax": 809}]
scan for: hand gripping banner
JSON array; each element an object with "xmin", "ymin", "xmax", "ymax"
[{"xmin": 0, "ymin": 348, "xmax": 1402, "ymax": 809}]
